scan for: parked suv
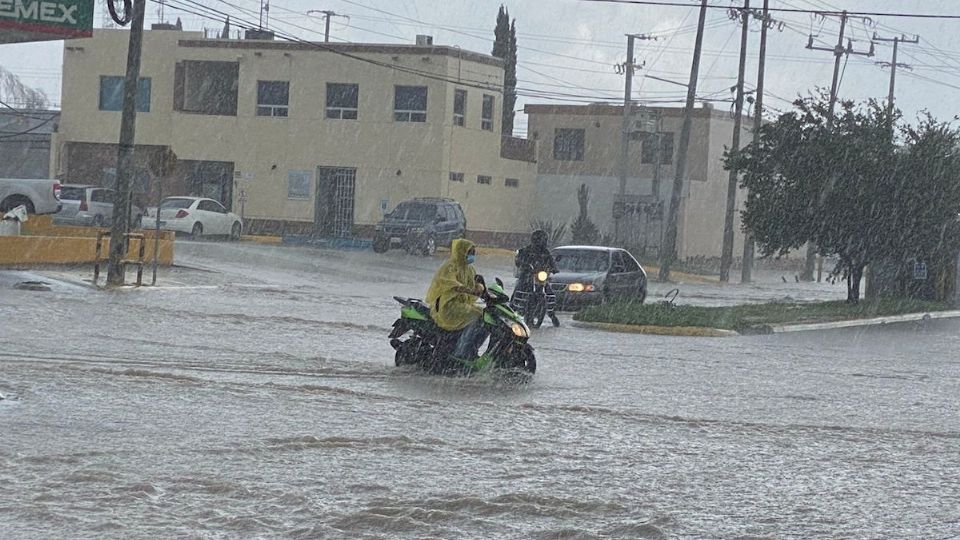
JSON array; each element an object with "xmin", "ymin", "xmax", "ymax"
[
  {"xmin": 53, "ymin": 185, "xmax": 143, "ymax": 228},
  {"xmin": 372, "ymin": 198, "xmax": 467, "ymax": 256}
]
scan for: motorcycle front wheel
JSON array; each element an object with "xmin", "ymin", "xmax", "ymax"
[{"xmin": 526, "ymin": 297, "xmax": 547, "ymax": 329}]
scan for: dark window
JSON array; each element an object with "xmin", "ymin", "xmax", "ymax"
[
  {"xmin": 99, "ymin": 76, "xmax": 151, "ymax": 112},
  {"xmin": 393, "ymin": 203, "xmax": 435, "ymax": 221},
  {"xmin": 453, "ymin": 89, "xmax": 466, "ymax": 126},
  {"xmin": 481, "ymin": 94, "xmax": 494, "ymax": 131},
  {"xmin": 198, "ymin": 200, "xmax": 226, "ymax": 213},
  {"xmin": 326, "ymin": 83, "xmax": 358, "ymax": 119},
  {"xmin": 638, "ymin": 132, "xmax": 674, "ymax": 164},
  {"xmin": 449, "ymin": 171, "xmax": 464, "ymax": 182},
  {"xmin": 611, "ymin": 251, "xmax": 628, "ymax": 273},
  {"xmin": 60, "ymin": 186, "xmax": 87, "ymax": 201},
  {"xmin": 90, "ymin": 189, "xmax": 115, "ymax": 203},
  {"xmin": 179, "ymin": 61, "xmax": 239, "ymax": 116},
  {"xmin": 505, "ymin": 178, "xmax": 519, "ymax": 188},
  {"xmin": 394, "ymin": 86, "xmax": 427, "ymax": 122},
  {"xmin": 477, "ymin": 175, "xmax": 492, "ymax": 185},
  {"xmin": 442, "ymin": 205, "xmax": 456, "ymax": 221},
  {"xmin": 160, "ymin": 198, "xmax": 194, "ymax": 210},
  {"xmin": 622, "ymin": 251, "xmax": 641, "ymax": 272},
  {"xmin": 256, "ymin": 80, "xmax": 289, "ymax": 117},
  {"xmin": 554, "ymin": 128, "xmax": 585, "ymax": 161}
]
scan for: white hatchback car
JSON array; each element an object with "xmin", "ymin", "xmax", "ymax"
[{"xmin": 144, "ymin": 197, "xmax": 243, "ymax": 240}]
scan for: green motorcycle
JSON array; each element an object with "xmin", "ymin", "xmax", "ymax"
[{"xmin": 389, "ymin": 276, "xmax": 536, "ymax": 377}]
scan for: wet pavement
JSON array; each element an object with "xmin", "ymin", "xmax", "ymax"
[{"xmin": 2, "ymin": 241, "xmax": 958, "ymax": 539}]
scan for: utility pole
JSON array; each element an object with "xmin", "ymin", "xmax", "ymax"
[
  {"xmin": 873, "ymin": 32, "xmax": 918, "ymax": 118},
  {"xmin": 307, "ymin": 10, "xmax": 346, "ymax": 42},
  {"xmin": 742, "ymin": 0, "xmax": 780, "ymax": 283},
  {"xmin": 659, "ymin": 0, "xmax": 709, "ymax": 283},
  {"xmin": 107, "ymin": 0, "xmax": 146, "ymax": 286},
  {"xmin": 614, "ymin": 34, "xmax": 655, "ymax": 243},
  {"xmin": 719, "ymin": 0, "xmax": 750, "ymax": 283},
  {"xmin": 802, "ymin": 10, "xmax": 874, "ymax": 282},
  {"xmin": 615, "ymin": 34, "xmax": 636, "ymax": 244}
]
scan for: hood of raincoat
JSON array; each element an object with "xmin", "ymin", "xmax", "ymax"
[{"xmin": 425, "ymin": 238, "xmax": 481, "ymax": 331}]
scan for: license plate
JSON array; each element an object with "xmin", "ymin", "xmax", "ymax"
[{"xmin": 390, "ymin": 237, "xmax": 402, "ymax": 243}]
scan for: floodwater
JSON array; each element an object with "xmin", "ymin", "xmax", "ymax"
[{"xmin": 1, "ymin": 242, "xmax": 958, "ymax": 539}]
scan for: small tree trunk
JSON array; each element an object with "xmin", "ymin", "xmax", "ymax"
[{"xmin": 847, "ymin": 264, "xmax": 864, "ymax": 304}]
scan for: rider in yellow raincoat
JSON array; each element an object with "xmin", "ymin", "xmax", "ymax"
[{"xmin": 425, "ymin": 238, "xmax": 486, "ymax": 359}]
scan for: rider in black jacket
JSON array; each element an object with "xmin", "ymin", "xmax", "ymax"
[{"xmin": 514, "ymin": 230, "xmax": 560, "ymax": 326}]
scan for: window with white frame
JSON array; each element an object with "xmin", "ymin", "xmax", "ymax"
[
  {"xmin": 256, "ymin": 80, "xmax": 289, "ymax": 117},
  {"xmin": 481, "ymin": 94, "xmax": 494, "ymax": 131},
  {"xmin": 394, "ymin": 85, "xmax": 427, "ymax": 122},
  {"xmin": 326, "ymin": 83, "xmax": 358, "ymax": 119},
  {"xmin": 453, "ymin": 89, "xmax": 466, "ymax": 126}
]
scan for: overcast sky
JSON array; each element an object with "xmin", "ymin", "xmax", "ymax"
[{"xmin": 2, "ymin": 0, "xmax": 958, "ymax": 136}]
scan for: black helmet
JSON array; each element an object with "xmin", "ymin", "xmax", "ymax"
[{"xmin": 531, "ymin": 229, "xmax": 548, "ymax": 248}]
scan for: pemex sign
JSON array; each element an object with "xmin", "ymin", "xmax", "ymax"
[{"xmin": 0, "ymin": 0, "xmax": 94, "ymax": 44}]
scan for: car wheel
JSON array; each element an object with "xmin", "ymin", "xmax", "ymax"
[
  {"xmin": 372, "ymin": 236, "xmax": 389, "ymax": 253},
  {"xmin": 191, "ymin": 222, "xmax": 203, "ymax": 238},
  {"xmin": 230, "ymin": 222, "xmax": 242, "ymax": 241},
  {"xmin": 134, "ymin": 215, "xmax": 143, "ymax": 229},
  {"xmin": 637, "ymin": 285, "xmax": 647, "ymax": 304},
  {"xmin": 0, "ymin": 196, "xmax": 34, "ymax": 214},
  {"xmin": 422, "ymin": 236, "xmax": 437, "ymax": 257}
]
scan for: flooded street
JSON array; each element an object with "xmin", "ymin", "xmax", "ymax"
[{"xmin": 2, "ymin": 242, "xmax": 958, "ymax": 539}]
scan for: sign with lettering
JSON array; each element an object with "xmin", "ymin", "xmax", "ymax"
[{"xmin": 0, "ymin": 0, "xmax": 94, "ymax": 44}]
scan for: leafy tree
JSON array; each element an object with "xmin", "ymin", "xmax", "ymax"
[
  {"xmin": 726, "ymin": 93, "xmax": 960, "ymax": 303},
  {"xmin": 725, "ymin": 94, "xmax": 890, "ymax": 302},
  {"xmin": 492, "ymin": 5, "xmax": 517, "ymax": 136}
]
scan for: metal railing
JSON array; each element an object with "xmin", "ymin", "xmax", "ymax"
[{"xmin": 93, "ymin": 231, "xmax": 146, "ymax": 287}]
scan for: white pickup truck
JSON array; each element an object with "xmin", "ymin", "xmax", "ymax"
[{"xmin": 0, "ymin": 178, "xmax": 62, "ymax": 215}]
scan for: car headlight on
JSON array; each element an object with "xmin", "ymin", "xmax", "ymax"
[
  {"xmin": 568, "ymin": 283, "xmax": 595, "ymax": 292},
  {"xmin": 536, "ymin": 270, "xmax": 549, "ymax": 282},
  {"xmin": 511, "ymin": 322, "xmax": 528, "ymax": 338}
]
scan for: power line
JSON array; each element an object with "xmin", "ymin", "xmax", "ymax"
[{"xmin": 578, "ymin": 0, "xmax": 960, "ymax": 20}]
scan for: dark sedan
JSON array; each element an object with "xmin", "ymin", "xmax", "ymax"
[{"xmin": 548, "ymin": 246, "xmax": 648, "ymax": 310}]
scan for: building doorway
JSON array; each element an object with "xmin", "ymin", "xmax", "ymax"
[{"xmin": 315, "ymin": 167, "xmax": 356, "ymax": 237}]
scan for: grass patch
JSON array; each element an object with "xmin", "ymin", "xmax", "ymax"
[{"xmin": 573, "ymin": 298, "xmax": 952, "ymax": 333}]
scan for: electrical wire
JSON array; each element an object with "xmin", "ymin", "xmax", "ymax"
[{"xmin": 578, "ymin": 0, "xmax": 960, "ymax": 20}]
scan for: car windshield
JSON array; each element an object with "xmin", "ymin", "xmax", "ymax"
[
  {"xmin": 391, "ymin": 204, "xmax": 435, "ymax": 221},
  {"xmin": 160, "ymin": 198, "xmax": 193, "ymax": 210},
  {"xmin": 553, "ymin": 250, "xmax": 610, "ymax": 273},
  {"xmin": 59, "ymin": 187, "xmax": 86, "ymax": 201}
]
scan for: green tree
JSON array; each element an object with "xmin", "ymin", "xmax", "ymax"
[
  {"xmin": 726, "ymin": 94, "xmax": 896, "ymax": 302},
  {"xmin": 492, "ymin": 5, "xmax": 517, "ymax": 136}
]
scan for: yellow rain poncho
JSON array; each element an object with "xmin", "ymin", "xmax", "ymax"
[{"xmin": 425, "ymin": 238, "xmax": 482, "ymax": 331}]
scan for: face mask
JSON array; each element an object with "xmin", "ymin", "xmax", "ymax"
[{"xmin": 466, "ymin": 254, "xmax": 476, "ymax": 265}]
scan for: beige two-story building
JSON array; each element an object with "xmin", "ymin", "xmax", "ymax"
[
  {"xmin": 525, "ymin": 103, "xmax": 749, "ymax": 261},
  {"xmin": 52, "ymin": 28, "xmax": 536, "ymax": 241}
]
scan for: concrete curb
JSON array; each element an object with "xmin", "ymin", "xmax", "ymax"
[
  {"xmin": 761, "ymin": 309, "xmax": 960, "ymax": 334},
  {"xmin": 241, "ymin": 235, "xmax": 283, "ymax": 245},
  {"xmin": 571, "ymin": 321, "xmax": 739, "ymax": 337}
]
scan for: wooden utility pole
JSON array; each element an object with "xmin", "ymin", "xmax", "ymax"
[
  {"xmin": 802, "ymin": 11, "xmax": 873, "ymax": 282},
  {"xmin": 659, "ymin": 0, "xmax": 709, "ymax": 283},
  {"xmin": 742, "ymin": 0, "xmax": 779, "ymax": 283},
  {"xmin": 615, "ymin": 34, "xmax": 637, "ymax": 243},
  {"xmin": 873, "ymin": 32, "xmax": 919, "ymax": 117},
  {"xmin": 107, "ymin": 0, "xmax": 146, "ymax": 286},
  {"xmin": 719, "ymin": 0, "xmax": 750, "ymax": 283}
]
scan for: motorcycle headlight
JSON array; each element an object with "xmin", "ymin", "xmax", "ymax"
[
  {"xmin": 511, "ymin": 322, "xmax": 528, "ymax": 338},
  {"xmin": 536, "ymin": 270, "xmax": 549, "ymax": 282},
  {"xmin": 568, "ymin": 283, "xmax": 595, "ymax": 292}
]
